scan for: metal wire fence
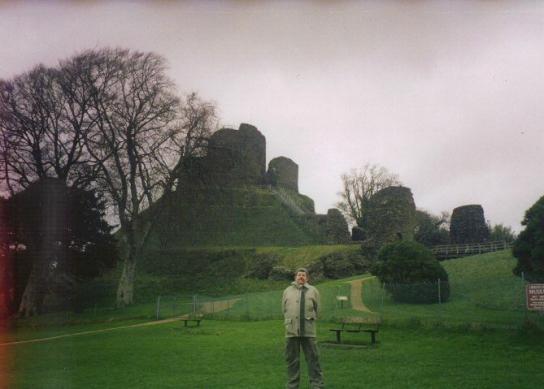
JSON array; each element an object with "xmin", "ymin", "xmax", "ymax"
[{"xmin": 155, "ymin": 277, "xmax": 544, "ymax": 331}]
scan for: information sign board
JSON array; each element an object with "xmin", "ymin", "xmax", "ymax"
[{"xmin": 526, "ymin": 283, "xmax": 544, "ymax": 311}]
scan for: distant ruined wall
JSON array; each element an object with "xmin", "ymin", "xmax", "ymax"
[
  {"xmin": 267, "ymin": 157, "xmax": 298, "ymax": 192},
  {"xmin": 325, "ymin": 208, "xmax": 350, "ymax": 244},
  {"xmin": 450, "ymin": 204, "xmax": 490, "ymax": 244},
  {"xmin": 361, "ymin": 186, "xmax": 417, "ymax": 252},
  {"xmin": 206, "ymin": 123, "xmax": 266, "ymax": 186}
]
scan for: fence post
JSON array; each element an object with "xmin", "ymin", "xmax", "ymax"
[
  {"xmin": 156, "ymin": 296, "xmax": 161, "ymax": 320},
  {"xmin": 381, "ymin": 282, "xmax": 386, "ymax": 310},
  {"xmin": 438, "ymin": 279, "xmax": 442, "ymax": 304},
  {"xmin": 192, "ymin": 294, "xmax": 197, "ymax": 314}
]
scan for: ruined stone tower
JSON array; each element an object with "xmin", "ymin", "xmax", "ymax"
[
  {"xmin": 267, "ymin": 157, "xmax": 299, "ymax": 192},
  {"xmin": 206, "ymin": 123, "xmax": 266, "ymax": 186}
]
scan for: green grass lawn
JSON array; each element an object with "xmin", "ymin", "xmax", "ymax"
[
  {"xmin": 6, "ymin": 319, "xmax": 544, "ymax": 388},
  {"xmin": 6, "ymin": 249, "xmax": 544, "ymax": 388}
]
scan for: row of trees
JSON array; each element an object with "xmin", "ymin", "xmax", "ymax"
[{"xmin": 1, "ymin": 48, "xmax": 218, "ymax": 315}]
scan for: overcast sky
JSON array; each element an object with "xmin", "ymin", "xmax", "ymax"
[{"xmin": 1, "ymin": 1, "xmax": 543, "ymax": 232}]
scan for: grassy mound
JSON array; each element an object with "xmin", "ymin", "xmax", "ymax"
[{"xmin": 146, "ymin": 186, "xmax": 327, "ymax": 247}]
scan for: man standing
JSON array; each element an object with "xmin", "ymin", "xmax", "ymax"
[{"xmin": 282, "ymin": 267, "xmax": 324, "ymax": 389}]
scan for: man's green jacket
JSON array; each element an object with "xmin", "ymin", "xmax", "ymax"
[{"xmin": 282, "ymin": 282, "xmax": 320, "ymax": 337}]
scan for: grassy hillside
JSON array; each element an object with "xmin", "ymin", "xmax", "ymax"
[
  {"xmin": 257, "ymin": 244, "xmax": 360, "ymax": 269},
  {"xmin": 145, "ymin": 185, "xmax": 327, "ymax": 248},
  {"xmin": 352, "ymin": 250, "xmax": 538, "ymax": 329},
  {"xmin": 68, "ymin": 244, "xmax": 361, "ymax": 312}
]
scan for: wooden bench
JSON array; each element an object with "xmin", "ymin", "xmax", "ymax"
[
  {"xmin": 180, "ymin": 313, "xmax": 204, "ymax": 327},
  {"xmin": 329, "ymin": 316, "xmax": 381, "ymax": 345}
]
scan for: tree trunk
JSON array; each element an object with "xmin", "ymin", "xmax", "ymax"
[
  {"xmin": 0, "ymin": 252, "xmax": 14, "ymax": 318},
  {"xmin": 116, "ymin": 219, "xmax": 154, "ymax": 307},
  {"xmin": 17, "ymin": 260, "xmax": 48, "ymax": 317},
  {"xmin": 116, "ymin": 255, "xmax": 136, "ymax": 307}
]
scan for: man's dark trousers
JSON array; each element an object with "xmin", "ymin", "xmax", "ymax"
[{"xmin": 285, "ymin": 336, "xmax": 324, "ymax": 389}]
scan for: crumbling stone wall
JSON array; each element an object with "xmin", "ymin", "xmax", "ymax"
[
  {"xmin": 351, "ymin": 226, "xmax": 365, "ymax": 241},
  {"xmin": 206, "ymin": 123, "xmax": 266, "ymax": 186},
  {"xmin": 325, "ymin": 208, "xmax": 350, "ymax": 244},
  {"xmin": 361, "ymin": 186, "xmax": 417, "ymax": 255},
  {"xmin": 450, "ymin": 204, "xmax": 490, "ymax": 244},
  {"xmin": 267, "ymin": 157, "xmax": 298, "ymax": 192}
]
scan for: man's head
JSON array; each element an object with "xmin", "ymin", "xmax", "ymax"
[{"xmin": 294, "ymin": 267, "xmax": 309, "ymax": 285}]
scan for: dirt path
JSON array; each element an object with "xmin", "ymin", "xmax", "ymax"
[
  {"xmin": 1, "ymin": 298, "xmax": 240, "ymax": 347},
  {"xmin": 349, "ymin": 277, "xmax": 375, "ymax": 313},
  {"xmin": 198, "ymin": 298, "xmax": 239, "ymax": 314},
  {"xmin": 0, "ymin": 317, "xmax": 183, "ymax": 347}
]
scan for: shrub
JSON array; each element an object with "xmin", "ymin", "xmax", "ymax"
[
  {"xmin": 314, "ymin": 251, "xmax": 371, "ymax": 279},
  {"xmin": 371, "ymin": 240, "xmax": 450, "ymax": 304},
  {"xmin": 513, "ymin": 195, "xmax": 544, "ymax": 282},
  {"xmin": 360, "ymin": 238, "xmax": 381, "ymax": 260},
  {"xmin": 414, "ymin": 210, "xmax": 450, "ymax": 247},
  {"xmin": 306, "ymin": 261, "xmax": 325, "ymax": 282},
  {"xmin": 346, "ymin": 252, "xmax": 371, "ymax": 274},
  {"xmin": 269, "ymin": 266, "xmax": 293, "ymax": 281},
  {"xmin": 208, "ymin": 255, "xmax": 247, "ymax": 281},
  {"xmin": 319, "ymin": 252, "xmax": 354, "ymax": 279},
  {"xmin": 247, "ymin": 253, "xmax": 280, "ymax": 279}
]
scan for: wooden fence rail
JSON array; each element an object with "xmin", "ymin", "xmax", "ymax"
[{"xmin": 431, "ymin": 241, "xmax": 512, "ymax": 260}]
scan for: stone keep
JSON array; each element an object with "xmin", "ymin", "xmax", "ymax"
[
  {"xmin": 206, "ymin": 123, "xmax": 266, "ymax": 186},
  {"xmin": 267, "ymin": 156, "xmax": 299, "ymax": 192},
  {"xmin": 362, "ymin": 186, "xmax": 417, "ymax": 246},
  {"xmin": 450, "ymin": 204, "xmax": 490, "ymax": 244}
]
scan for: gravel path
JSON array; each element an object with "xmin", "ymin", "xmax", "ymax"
[
  {"xmin": 199, "ymin": 298, "xmax": 239, "ymax": 314},
  {"xmin": 348, "ymin": 277, "xmax": 375, "ymax": 313}
]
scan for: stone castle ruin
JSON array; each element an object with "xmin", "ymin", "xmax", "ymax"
[
  {"xmin": 183, "ymin": 123, "xmax": 299, "ymax": 193},
  {"xmin": 267, "ymin": 156, "xmax": 298, "ymax": 192},
  {"xmin": 450, "ymin": 204, "xmax": 490, "ymax": 244},
  {"xmin": 206, "ymin": 123, "xmax": 267, "ymax": 187},
  {"xmin": 172, "ymin": 123, "xmax": 349, "ymax": 245},
  {"xmin": 360, "ymin": 186, "xmax": 417, "ymax": 256},
  {"xmin": 184, "ymin": 123, "xmax": 301, "ymax": 193}
]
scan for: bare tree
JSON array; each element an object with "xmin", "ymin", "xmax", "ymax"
[
  {"xmin": 0, "ymin": 64, "xmax": 96, "ymax": 316},
  {"xmin": 1, "ymin": 48, "xmax": 217, "ymax": 311},
  {"xmin": 78, "ymin": 48, "xmax": 217, "ymax": 306},
  {"xmin": 336, "ymin": 163, "xmax": 401, "ymax": 226},
  {"xmin": 0, "ymin": 65, "xmax": 92, "ymax": 193}
]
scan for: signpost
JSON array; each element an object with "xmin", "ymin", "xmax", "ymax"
[
  {"xmin": 526, "ymin": 284, "xmax": 544, "ymax": 311},
  {"xmin": 336, "ymin": 295, "xmax": 348, "ymax": 309}
]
